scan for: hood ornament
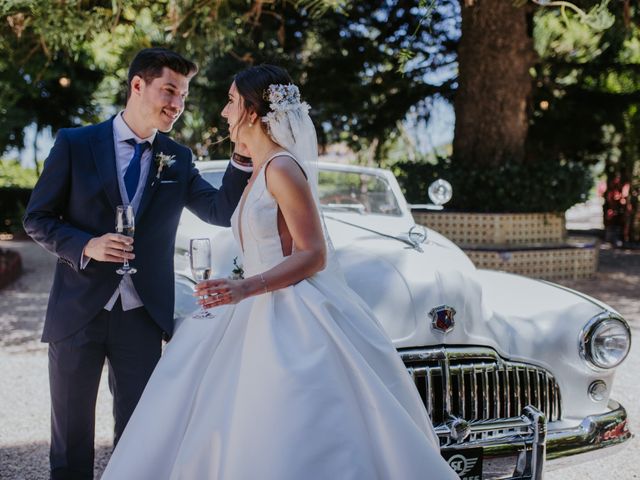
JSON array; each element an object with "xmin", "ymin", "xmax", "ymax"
[
  {"xmin": 430, "ymin": 305, "xmax": 456, "ymax": 333},
  {"xmin": 408, "ymin": 225, "xmax": 428, "ymax": 252}
]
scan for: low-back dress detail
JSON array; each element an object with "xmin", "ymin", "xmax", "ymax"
[
  {"xmin": 230, "ymin": 152, "xmax": 298, "ymax": 275},
  {"xmin": 101, "ymin": 152, "xmax": 458, "ymax": 480}
]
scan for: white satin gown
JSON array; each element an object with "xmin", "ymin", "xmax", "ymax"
[{"xmin": 101, "ymin": 153, "xmax": 457, "ymax": 480}]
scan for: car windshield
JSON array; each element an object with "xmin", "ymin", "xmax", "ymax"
[
  {"xmin": 201, "ymin": 168, "xmax": 402, "ymax": 216},
  {"xmin": 318, "ymin": 170, "xmax": 402, "ymax": 215}
]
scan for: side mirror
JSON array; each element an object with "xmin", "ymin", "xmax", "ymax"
[{"xmin": 428, "ymin": 179, "xmax": 453, "ymax": 207}]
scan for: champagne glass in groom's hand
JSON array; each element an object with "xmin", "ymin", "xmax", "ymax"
[{"xmin": 116, "ymin": 205, "xmax": 137, "ymax": 275}]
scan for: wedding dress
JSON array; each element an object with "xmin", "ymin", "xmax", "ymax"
[{"xmin": 101, "ymin": 152, "xmax": 457, "ymax": 480}]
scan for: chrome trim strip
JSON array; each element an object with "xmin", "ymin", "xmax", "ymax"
[
  {"xmin": 459, "ymin": 365, "xmax": 466, "ymax": 419},
  {"xmin": 442, "ymin": 353, "xmax": 452, "ymax": 419},
  {"xmin": 482, "ymin": 367, "xmax": 489, "ymax": 419},
  {"xmin": 523, "ymin": 367, "xmax": 531, "ymax": 409},
  {"xmin": 514, "ymin": 365, "xmax": 521, "ymax": 414},
  {"xmin": 493, "ymin": 367, "xmax": 500, "ymax": 418},
  {"xmin": 505, "ymin": 366, "xmax": 512, "ymax": 417},
  {"xmin": 544, "ymin": 373, "xmax": 550, "ymax": 419},
  {"xmin": 534, "ymin": 370, "xmax": 540, "ymax": 409},
  {"xmin": 470, "ymin": 364, "xmax": 478, "ymax": 419},
  {"xmin": 426, "ymin": 367, "xmax": 433, "ymax": 417}
]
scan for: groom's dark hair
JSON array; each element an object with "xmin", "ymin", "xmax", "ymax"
[
  {"xmin": 127, "ymin": 48, "xmax": 198, "ymax": 99},
  {"xmin": 235, "ymin": 64, "xmax": 293, "ymax": 118}
]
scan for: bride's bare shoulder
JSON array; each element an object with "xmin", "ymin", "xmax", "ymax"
[{"xmin": 264, "ymin": 154, "xmax": 307, "ymax": 189}]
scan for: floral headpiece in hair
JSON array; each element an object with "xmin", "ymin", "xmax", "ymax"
[{"xmin": 262, "ymin": 84, "xmax": 310, "ymax": 124}]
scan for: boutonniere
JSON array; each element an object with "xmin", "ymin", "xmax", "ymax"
[{"xmin": 155, "ymin": 152, "xmax": 176, "ymax": 179}]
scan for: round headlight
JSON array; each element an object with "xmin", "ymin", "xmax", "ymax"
[{"xmin": 581, "ymin": 315, "xmax": 631, "ymax": 369}]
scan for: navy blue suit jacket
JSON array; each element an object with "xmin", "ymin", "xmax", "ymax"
[{"xmin": 24, "ymin": 118, "xmax": 249, "ymax": 342}]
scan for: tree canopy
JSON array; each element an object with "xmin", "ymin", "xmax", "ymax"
[{"xmin": 2, "ymin": 0, "xmax": 638, "ymax": 225}]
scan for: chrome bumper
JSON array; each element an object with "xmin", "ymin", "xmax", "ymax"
[
  {"xmin": 546, "ymin": 399, "xmax": 632, "ymax": 469},
  {"xmin": 435, "ymin": 400, "xmax": 631, "ymax": 479}
]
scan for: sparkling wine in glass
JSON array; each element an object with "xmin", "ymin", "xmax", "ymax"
[
  {"xmin": 116, "ymin": 205, "xmax": 136, "ymax": 275},
  {"xmin": 190, "ymin": 238, "xmax": 214, "ymax": 318}
]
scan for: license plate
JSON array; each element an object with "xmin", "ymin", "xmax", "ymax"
[{"xmin": 441, "ymin": 447, "xmax": 483, "ymax": 480}]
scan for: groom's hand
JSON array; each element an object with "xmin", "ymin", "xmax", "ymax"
[
  {"xmin": 234, "ymin": 142, "xmax": 251, "ymax": 158},
  {"xmin": 232, "ymin": 143, "xmax": 252, "ymax": 168},
  {"xmin": 83, "ymin": 234, "xmax": 134, "ymax": 263}
]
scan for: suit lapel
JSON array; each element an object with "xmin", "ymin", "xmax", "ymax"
[
  {"xmin": 90, "ymin": 118, "xmax": 121, "ymax": 211},
  {"xmin": 136, "ymin": 134, "xmax": 166, "ymax": 221}
]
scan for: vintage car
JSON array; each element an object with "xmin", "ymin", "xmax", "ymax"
[{"xmin": 173, "ymin": 160, "xmax": 632, "ymax": 480}]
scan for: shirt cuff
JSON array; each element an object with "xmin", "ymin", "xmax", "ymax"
[
  {"xmin": 230, "ymin": 158, "xmax": 253, "ymax": 173},
  {"xmin": 80, "ymin": 246, "xmax": 91, "ymax": 270}
]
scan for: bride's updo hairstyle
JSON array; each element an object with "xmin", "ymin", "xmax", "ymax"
[{"xmin": 234, "ymin": 64, "xmax": 293, "ymax": 132}]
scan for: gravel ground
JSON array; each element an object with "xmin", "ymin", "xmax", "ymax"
[
  {"xmin": 0, "ymin": 241, "xmax": 114, "ymax": 480},
  {"xmin": 0, "ymin": 239, "xmax": 638, "ymax": 479}
]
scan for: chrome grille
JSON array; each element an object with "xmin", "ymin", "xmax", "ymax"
[{"xmin": 402, "ymin": 347, "xmax": 562, "ymax": 427}]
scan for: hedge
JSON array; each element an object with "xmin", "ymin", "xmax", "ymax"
[{"xmin": 1, "ymin": 188, "xmax": 32, "ymax": 235}]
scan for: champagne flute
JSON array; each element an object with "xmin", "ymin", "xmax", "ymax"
[
  {"xmin": 116, "ymin": 205, "xmax": 136, "ymax": 275},
  {"xmin": 190, "ymin": 238, "xmax": 214, "ymax": 318}
]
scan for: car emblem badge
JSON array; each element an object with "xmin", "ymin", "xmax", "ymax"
[
  {"xmin": 430, "ymin": 305, "xmax": 456, "ymax": 333},
  {"xmin": 447, "ymin": 453, "xmax": 479, "ymax": 477}
]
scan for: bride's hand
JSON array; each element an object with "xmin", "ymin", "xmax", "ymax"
[{"xmin": 194, "ymin": 278, "xmax": 248, "ymax": 308}]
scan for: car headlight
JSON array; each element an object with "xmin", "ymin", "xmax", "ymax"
[{"xmin": 580, "ymin": 313, "xmax": 631, "ymax": 369}]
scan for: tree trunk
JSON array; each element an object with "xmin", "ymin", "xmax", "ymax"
[{"xmin": 453, "ymin": 0, "xmax": 535, "ymax": 167}]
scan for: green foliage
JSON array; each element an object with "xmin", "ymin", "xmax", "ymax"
[
  {"xmin": 0, "ymin": 160, "xmax": 36, "ymax": 234},
  {"xmin": 0, "ymin": 160, "xmax": 38, "ymax": 188},
  {"xmin": 393, "ymin": 157, "xmax": 592, "ymax": 213},
  {"xmin": 0, "ymin": 0, "xmax": 458, "ymax": 164},
  {"xmin": 530, "ymin": 0, "xmax": 614, "ymax": 31},
  {"xmin": 0, "ymin": 1, "xmax": 108, "ymax": 152},
  {"xmin": 0, "ymin": 184, "xmax": 32, "ymax": 235},
  {"xmin": 175, "ymin": 1, "xmax": 459, "ymax": 159},
  {"xmin": 0, "ymin": 0, "xmax": 623, "ymax": 202},
  {"xmin": 531, "ymin": 0, "xmax": 640, "ymax": 235},
  {"xmin": 534, "ymin": 6, "xmax": 606, "ymax": 62}
]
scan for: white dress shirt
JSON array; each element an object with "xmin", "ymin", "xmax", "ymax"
[{"xmin": 82, "ymin": 112, "xmax": 155, "ymax": 311}]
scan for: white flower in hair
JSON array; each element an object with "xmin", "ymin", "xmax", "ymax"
[{"xmin": 262, "ymin": 83, "xmax": 311, "ymax": 124}]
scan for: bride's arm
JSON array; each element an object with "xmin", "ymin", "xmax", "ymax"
[{"xmin": 195, "ymin": 156, "xmax": 327, "ymax": 307}]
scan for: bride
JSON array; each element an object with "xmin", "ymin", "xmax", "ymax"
[{"xmin": 101, "ymin": 65, "xmax": 457, "ymax": 479}]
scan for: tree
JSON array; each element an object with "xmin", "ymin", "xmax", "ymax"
[
  {"xmin": 453, "ymin": 0, "xmax": 535, "ymax": 167},
  {"xmin": 0, "ymin": 2, "xmax": 109, "ymax": 169},
  {"xmin": 172, "ymin": 1, "xmax": 461, "ymax": 162}
]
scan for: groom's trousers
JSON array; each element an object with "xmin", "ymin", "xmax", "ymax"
[{"xmin": 48, "ymin": 299, "xmax": 163, "ymax": 480}]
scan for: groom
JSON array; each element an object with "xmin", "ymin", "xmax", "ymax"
[{"xmin": 23, "ymin": 48, "xmax": 251, "ymax": 479}]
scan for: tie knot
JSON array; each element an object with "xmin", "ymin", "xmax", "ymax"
[{"xmin": 126, "ymin": 139, "xmax": 150, "ymax": 154}]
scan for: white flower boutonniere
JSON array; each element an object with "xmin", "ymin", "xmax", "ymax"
[{"xmin": 155, "ymin": 152, "xmax": 176, "ymax": 179}]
